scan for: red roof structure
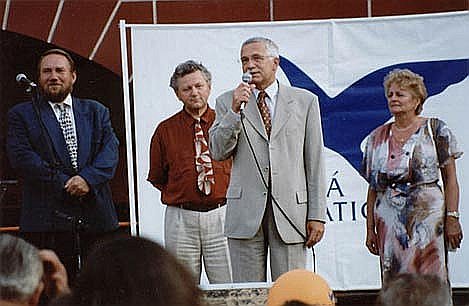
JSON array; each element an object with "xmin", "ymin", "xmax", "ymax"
[{"xmin": 2, "ymin": 0, "xmax": 465, "ymax": 76}]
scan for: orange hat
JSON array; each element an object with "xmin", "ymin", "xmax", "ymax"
[{"xmin": 267, "ymin": 269, "xmax": 335, "ymax": 306}]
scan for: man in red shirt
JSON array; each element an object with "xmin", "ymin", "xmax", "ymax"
[{"xmin": 147, "ymin": 60, "xmax": 232, "ymax": 283}]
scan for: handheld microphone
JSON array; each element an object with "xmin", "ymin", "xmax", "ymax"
[
  {"xmin": 242, "ymin": 72, "xmax": 252, "ymax": 84},
  {"xmin": 240, "ymin": 72, "xmax": 252, "ymax": 111},
  {"xmin": 16, "ymin": 73, "xmax": 37, "ymax": 87}
]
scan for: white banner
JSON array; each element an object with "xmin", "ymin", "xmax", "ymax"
[{"xmin": 125, "ymin": 11, "xmax": 469, "ymax": 289}]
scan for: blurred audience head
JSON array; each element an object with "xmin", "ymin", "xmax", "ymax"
[
  {"xmin": 62, "ymin": 235, "xmax": 203, "ymax": 306},
  {"xmin": 267, "ymin": 269, "xmax": 335, "ymax": 306},
  {"xmin": 377, "ymin": 273, "xmax": 451, "ymax": 306},
  {"xmin": 0, "ymin": 234, "xmax": 44, "ymax": 306}
]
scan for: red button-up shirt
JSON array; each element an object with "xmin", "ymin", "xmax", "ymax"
[{"xmin": 147, "ymin": 107, "xmax": 231, "ymax": 207}]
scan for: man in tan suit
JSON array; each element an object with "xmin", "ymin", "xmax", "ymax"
[{"xmin": 209, "ymin": 37, "xmax": 326, "ymax": 282}]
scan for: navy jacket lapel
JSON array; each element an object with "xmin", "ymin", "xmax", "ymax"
[
  {"xmin": 40, "ymin": 100, "xmax": 71, "ymax": 168},
  {"xmin": 73, "ymin": 97, "xmax": 91, "ymax": 170}
]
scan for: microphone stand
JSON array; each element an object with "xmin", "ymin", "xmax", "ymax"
[
  {"xmin": 0, "ymin": 180, "xmax": 17, "ymax": 205},
  {"xmin": 54, "ymin": 210, "xmax": 85, "ymax": 272},
  {"xmin": 0, "ymin": 180, "xmax": 18, "ymax": 227},
  {"xmin": 28, "ymin": 83, "xmax": 61, "ymax": 173}
]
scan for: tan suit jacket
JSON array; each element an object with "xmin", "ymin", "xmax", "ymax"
[{"xmin": 209, "ymin": 83, "xmax": 326, "ymax": 244}]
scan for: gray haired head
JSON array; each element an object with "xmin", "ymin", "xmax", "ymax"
[
  {"xmin": 241, "ymin": 37, "xmax": 280, "ymax": 58},
  {"xmin": 169, "ymin": 60, "xmax": 212, "ymax": 92},
  {"xmin": 0, "ymin": 234, "xmax": 43, "ymax": 302}
]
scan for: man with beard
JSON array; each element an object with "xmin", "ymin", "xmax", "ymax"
[{"xmin": 6, "ymin": 49, "xmax": 119, "ymax": 281}]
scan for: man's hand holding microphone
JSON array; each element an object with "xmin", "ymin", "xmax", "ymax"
[{"xmin": 232, "ymin": 72, "xmax": 255, "ymax": 113}]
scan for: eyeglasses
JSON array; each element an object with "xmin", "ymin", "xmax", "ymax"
[{"xmin": 240, "ymin": 55, "xmax": 274, "ymax": 65}]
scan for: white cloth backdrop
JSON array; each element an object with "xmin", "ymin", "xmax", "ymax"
[{"xmin": 123, "ymin": 11, "xmax": 469, "ymax": 290}]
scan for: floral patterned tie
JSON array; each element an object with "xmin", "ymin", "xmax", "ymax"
[
  {"xmin": 257, "ymin": 91, "xmax": 271, "ymax": 138},
  {"xmin": 55, "ymin": 103, "xmax": 78, "ymax": 170},
  {"xmin": 194, "ymin": 119, "xmax": 214, "ymax": 195}
]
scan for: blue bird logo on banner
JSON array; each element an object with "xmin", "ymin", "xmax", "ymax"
[{"xmin": 279, "ymin": 56, "xmax": 469, "ymax": 171}]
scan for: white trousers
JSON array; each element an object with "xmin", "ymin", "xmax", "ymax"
[{"xmin": 164, "ymin": 205, "xmax": 232, "ymax": 283}]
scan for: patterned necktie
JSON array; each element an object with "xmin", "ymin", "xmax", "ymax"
[
  {"xmin": 194, "ymin": 119, "xmax": 214, "ymax": 195},
  {"xmin": 257, "ymin": 91, "xmax": 272, "ymax": 137},
  {"xmin": 55, "ymin": 104, "xmax": 78, "ymax": 170}
]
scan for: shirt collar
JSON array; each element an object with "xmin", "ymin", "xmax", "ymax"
[
  {"xmin": 199, "ymin": 106, "xmax": 214, "ymax": 123},
  {"xmin": 255, "ymin": 80, "xmax": 278, "ymax": 101},
  {"xmin": 48, "ymin": 94, "xmax": 73, "ymax": 109},
  {"xmin": 181, "ymin": 106, "xmax": 213, "ymax": 126}
]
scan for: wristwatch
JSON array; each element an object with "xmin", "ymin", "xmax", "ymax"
[{"xmin": 447, "ymin": 211, "xmax": 460, "ymax": 219}]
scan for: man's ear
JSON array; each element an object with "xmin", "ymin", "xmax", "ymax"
[
  {"xmin": 71, "ymin": 71, "xmax": 77, "ymax": 85},
  {"xmin": 28, "ymin": 281, "xmax": 45, "ymax": 306},
  {"xmin": 272, "ymin": 57, "xmax": 280, "ymax": 72}
]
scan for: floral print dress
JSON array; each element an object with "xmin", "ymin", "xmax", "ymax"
[{"xmin": 362, "ymin": 118, "xmax": 462, "ymax": 284}]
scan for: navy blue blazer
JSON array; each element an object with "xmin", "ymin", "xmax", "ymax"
[{"xmin": 6, "ymin": 96, "xmax": 119, "ymax": 232}]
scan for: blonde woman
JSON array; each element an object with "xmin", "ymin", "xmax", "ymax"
[{"xmin": 362, "ymin": 69, "xmax": 463, "ymax": 288}]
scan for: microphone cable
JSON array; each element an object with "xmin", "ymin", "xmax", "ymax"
[{"xmin": 239, "ymin": 106, "xmax": 317, "ymax": 273}]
